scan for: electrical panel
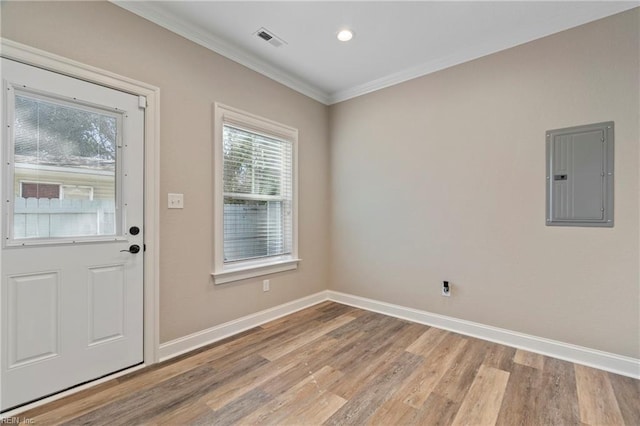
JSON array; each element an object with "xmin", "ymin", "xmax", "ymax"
[{"xmin": 546, "ymin": 122, "xmax": 614, "ymax": 227}]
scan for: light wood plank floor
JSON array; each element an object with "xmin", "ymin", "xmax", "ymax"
[{"xmin": 12, "ymin": 302, "xmax": 640, "ymax": 425}]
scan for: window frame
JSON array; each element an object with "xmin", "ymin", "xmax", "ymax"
[
  {"xmin": 212, "ymin": 103, "xmax": 299, "ymax": 284},
  {"xmin": 60, "ymin": 184, "xmax": 95, "ymax": 200},
  {"xmin": 5, "ymin": 84, "xmax": 125, "ymax": 246}
]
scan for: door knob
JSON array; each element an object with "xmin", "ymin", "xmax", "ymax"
[{"xmin": 121, "ymin": 244, "xmax": 141, "ymax": 254}]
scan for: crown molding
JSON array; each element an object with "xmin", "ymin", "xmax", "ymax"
[
  {"xmin": 112, "ymin": 1, "xmax": 331, "ymax": 105},
  {"xmin": 329, "ymin": 3, "xmax": 640, "ymax": 104},
  {"xmin": 328, "ymin": 30, "xmax": 531, "ymax": 104},
  {"xmin": 328, "ymin": 45, "xmax": 498, "ymax": 104},
  {"xmin": 113, "ymin": 2, "xmax": 638, "ymax": 106}
]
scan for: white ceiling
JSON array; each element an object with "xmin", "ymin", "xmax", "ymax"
[{"xmin": 114, "ymin": 1, "xmax": 638, "ymax": 105}]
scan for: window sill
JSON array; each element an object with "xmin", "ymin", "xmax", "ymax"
[{"xmin": 212, "ymin": 257, "xmax": 301, "ymax": 285}]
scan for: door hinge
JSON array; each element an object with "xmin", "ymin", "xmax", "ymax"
[
  {"xmin": 144, "ymin": 243, "xmax": 146, "ymax": 252},
  {"xmin": 138, "ymin": 96, "xmax": 147, "ymax": 109}
]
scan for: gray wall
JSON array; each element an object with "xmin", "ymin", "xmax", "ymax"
[{"xmin": 329, "ymin": 9, "xmax": 639, "ymax": 358}]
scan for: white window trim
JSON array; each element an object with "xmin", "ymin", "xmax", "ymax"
[
  {"xmin": 212, "ymin": 103, "xmax": 300, "ymax": 285},
  {"xmin": 60, "ymin": 185, "xmax": 94, "ymax": 200}
]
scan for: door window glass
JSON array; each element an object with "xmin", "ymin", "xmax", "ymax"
[{"xmin": 12, "ymin": 92, "xmax": 120, "ymax": 240}]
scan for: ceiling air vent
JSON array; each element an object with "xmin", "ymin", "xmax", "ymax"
[{"xmin": 255, "ymin": 27, "xmax": 287, "ymax": 48}]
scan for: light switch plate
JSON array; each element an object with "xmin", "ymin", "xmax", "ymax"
[{"xmin": 168, "ymin": 193, "xmax": 184, "ymax": 209}]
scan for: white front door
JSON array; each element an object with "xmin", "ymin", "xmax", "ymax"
[{"xmin": 0, "ymin": 58, "xmax": 144, "ymax": 411}]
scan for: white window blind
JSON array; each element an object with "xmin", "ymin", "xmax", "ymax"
[{"xmin": 222, "ymin": 125, "xmax": 293, "ymax": 264}]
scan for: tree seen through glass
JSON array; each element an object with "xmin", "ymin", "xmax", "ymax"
[
  {"xmin": 15, "ymin": 94, "xmax": 116, "ymax": 165},
  {"xmin": 223, "ymin": 126, "xmax": 283, "ymax": 198}
]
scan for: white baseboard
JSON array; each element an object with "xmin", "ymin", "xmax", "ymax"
[
  {"xmin": 327, "ymin": 290, "xmax": 639, "ymax": 379},
  {"xmin": 159, "ymin": 288, "xmax": 638, "ymax": 379},
  {"xmin": 158, "ymin": 291, "xmax": 329, "ymax": 361},
  {"xmin": 8, "ymin": 289, "xmax": 633, "ymax": 418}
]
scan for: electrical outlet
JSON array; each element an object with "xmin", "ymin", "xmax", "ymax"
[
  {"xmin": 168, "ymin": 193, "xmax": 184, "ymax": 209},
  {"xmin": 442, "ymin": 281, "xmax": 451, "ymax": 297},
  {"xmin": 263, "ymin": 279, "xmax": 270, "ymax": 292}
]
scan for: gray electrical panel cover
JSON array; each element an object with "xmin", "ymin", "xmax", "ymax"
[{"xmin": 546, "ymin": 122, "xmax": 614, "ymax": 227}]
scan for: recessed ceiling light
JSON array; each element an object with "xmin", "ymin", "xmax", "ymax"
[{"xmin": 337, "ymin": 29, "xmax": 354, "ymax": 42}]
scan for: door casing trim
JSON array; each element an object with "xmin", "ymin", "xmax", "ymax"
[{"xmin": 0, "ymin": 38, "xmax": 160, "ymax": 410}]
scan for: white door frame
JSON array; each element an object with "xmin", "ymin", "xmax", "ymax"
[{"xmin": 0, "ymin": 38, "xmax": 160, "ymax": 409}]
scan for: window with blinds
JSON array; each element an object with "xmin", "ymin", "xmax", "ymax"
[
  {"xmin": 223, "ymin": 125, "xmax": 293, "ymax": 263},
  {"xmin": 213, "ymin": 103, "xmax": 299, "ymax": 284}
]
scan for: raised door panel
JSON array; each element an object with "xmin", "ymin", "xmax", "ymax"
[
  {"xmin": 8, "ymin": 272, "xmax": 59, "ymax": 368},
  {"xmin": 88, "ymin": 265, "xmax": 125, "ymax": 346}
]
